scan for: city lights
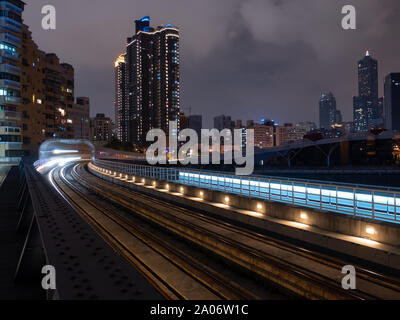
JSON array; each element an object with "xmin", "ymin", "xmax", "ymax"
[
  {"xmin": 300, "ymin": 213, "xmax": 308, "ymax": 220},
  {"xmin": 366, "ymin": 227, "xmax": 376, "ymax": 235}
]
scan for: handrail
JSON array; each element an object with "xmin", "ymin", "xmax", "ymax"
[{"xmin": 93, "ymin": 159, "xmax": 400, "ymax": 224}]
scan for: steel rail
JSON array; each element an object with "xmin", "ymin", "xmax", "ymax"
[
  {"xmin": 53, "ymin": 164, "xmax": 257, "ymax": 300},
  {"xmin": 76, "ymin": 163, "xmax": 393, "ymax": 300}
]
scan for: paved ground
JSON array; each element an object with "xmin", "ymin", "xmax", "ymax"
[{"xmin": 0, "ymin": 166, "xmax": 44, "ymax": 300}]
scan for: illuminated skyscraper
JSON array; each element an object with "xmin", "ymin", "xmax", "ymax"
[
  {"xmin": 384, "ymin": 73, "xmax": 400, "ymax": 131},
  {"xmin": 319, "ymin": 92, "xmax": 339, "ymax": 130},
  {"xmin": 353, "ymin": 51, "xmax": 379, "ymax": 131},
  {"xmin": 114, "ymin": 54, "xmax": 128, "ymax": 142},
  {"xmin": 0, "ymin": 0, "xmax": 25, "ymax": 163},
  {"xmin": 125, "ymin": 16, "xmax": 181, "ymax": 147}
]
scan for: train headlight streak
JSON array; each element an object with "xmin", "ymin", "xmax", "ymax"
[{"xmin": 52, "ymin": 149, "xmax": 79, "ymax": 155}]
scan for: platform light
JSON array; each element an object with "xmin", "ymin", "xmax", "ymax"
[
  {"xmin": 142, "ymin": 179, "xmax": 145, "ymax": 184},
  {"xmin": 300, "ymin": 212, "xmax": 308, "ymax": 220},
  {"xmin": 125, "ymin": 175, "xmax": 128, "ymax": 179},
  {"xmin": 257, "ymin": 203, "xmax": 263, "ymax": 210},
  {"xmin": 199, "ymin": 191, "xmax": 204, "ymax": 198},
  {"xmin": 180, "ymin": 187, "xmax": 184, "ymax": 194},
  {"xmin": 153, "ymin": 181, "xmax": 156, "ymax": 186},
  {"xmin": 366, "ymin": 227, "xmax": 376, "ymax": 235},
  {"xmin": 225, "ymin": 196, "xmax": 230, "ymax": 204},
  {"xmin": 132, "ymin": 176, "xmax": 136, "ymax": 182},
  {"xmin": 166, "ymin": 184, "xmax": 169, "ymax": 190}
]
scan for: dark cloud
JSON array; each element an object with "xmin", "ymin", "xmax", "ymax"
[{"xmin": 23, "ymin": 0, "xmax": 400, "ymax": 127}]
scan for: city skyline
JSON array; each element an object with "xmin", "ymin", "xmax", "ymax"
[
  {"xmin": 22, "ymin": 0, "xmax": 400, "ymax": 128},
  {"xmin": 2, "ymin": 0, "xmax": 400, "ymax": 305}
]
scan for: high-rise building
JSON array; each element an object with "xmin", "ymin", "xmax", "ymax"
[
  {"xmin": 319, "ymin": 92, "xmax": 338, "ymax": 130},
  {"xmin": 275, "ymin": 123, "xmax": 293, "ymax": 146},
  {"xmin": 384, "ymin": 73, "xmax": 400, "ymax": 131},
  {"xmin": 376, "ymin": 97, "xmax": 384, "ymax": 128},
  {"xmin": 71, "ymin": 97, "xmax": 90, "ymax": 139},
  {"xmin": 254, "ymin": 123, "xmax": 274, "ymax": 149},
  {"xmin": 91, "ymin": 113, "xmax": 112, "ymax": 142},
  {"xmin": 114, "ymin": 53, "xmax": 128, "ymax": 143},
  {"xmin": 19, "ymin": 24, "xmax": 46, "ymax": 157},
  {"xmin": 179, "ymin": 112, "xmax": 189, "ymax": 131},
  {"xmin": 0, "ymin": 0, "xmax": 25, "ymax": 163},
  {"xmin": 353, "ymin": 95, "xmax": 367, "ymax": 132},
  {"xmin": 353, "ymin": 51, "xmax": 379, "ymax": 131},
  {"xmin": 214, "ymin": 115, "xmax": 232, "ymax": 131},
  {"xmin": 43, "ymin": 53, "xmax": 75, "ymax": 139},
  {"xmin": 126, "ymin": 16, "xmax": 181, "ymax": 147},
  {"xmin": 246, "ymin": 120, "xmax": 254, "ymax": 128},
  {"xmin": 189, "ymin": 115, "xmax": 202, "ymax": 137}
]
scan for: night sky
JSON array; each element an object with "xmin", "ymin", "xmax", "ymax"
[{"xmin": 23, "ymin": 0, "xmax": 400, "ymax": 128}]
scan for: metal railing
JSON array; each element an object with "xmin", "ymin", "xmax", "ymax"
[{"xmin": 93, "ymin": 159, "xmax": 400, "ymax": 224}]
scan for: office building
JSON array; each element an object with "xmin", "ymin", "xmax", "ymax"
[
  {"xmin": 319, "ymin": 92, "xmax": 339, "ymax": 130},
  {"xmin": 384, "ymin": 73, "xmax": 400, "ymax": 131},
  {"xmin": 353, "ymin": 51, "xmax": 380, "ymax": 131}
]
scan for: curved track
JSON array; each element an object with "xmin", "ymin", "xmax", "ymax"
[
  {"xmin": 51, "ymin": 162, "xmax": 400, "ymax": 300},
  {"xmin": 50, "ymin": 164, "xmax": 260, "ymax": 300}
]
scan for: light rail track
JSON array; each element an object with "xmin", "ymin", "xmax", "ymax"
[
  {"xmin": 81, "ymin": 162, "xmax": 400, "ymax": 300},
  {"xmin": 50, "ymin": 164, "xmax": 259, "ymax": 300}
]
